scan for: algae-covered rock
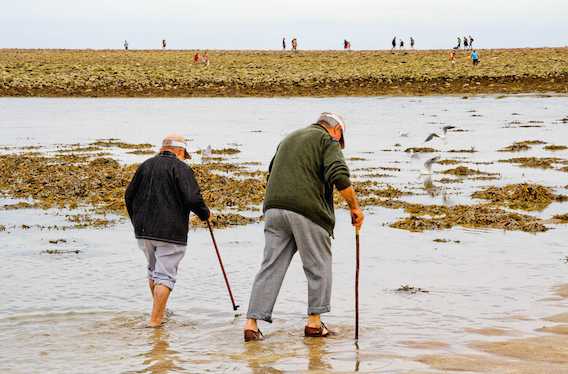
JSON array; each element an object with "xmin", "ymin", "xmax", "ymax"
[
  {"xmin": 390, "ymin": 202, "xmax": 547, "ymax": 233},
  {"xmin": 472, "ymin": 183, "xmax": 556, "ymax": 211},
  {"xmin": 190, "ymin": 213, "xmax": 257, "ymax": 228},
  {"xmin": 0, "ymin": 144, "xmax": 268, "ymax": 229},
  {"xmin": 545, "ymin": 145, "xmax": 568, "ymax": 151},
  {"xmin": 396, "ymin": 285, "xmax": 429, "ymax": 294},
  {"xmin": 498, "ymin": 143, "xmax": 531, "ymax": 152},
  {"xmin": 441, "ymin": 166, "xmax": 493, "ymax": 176},
  {"xmin": 499, "ymin": 157, "xmax": 563, "ymax": 169},
  {"xmin": 553, "ymin": 213, "xmax": 568, "ymax": 223},
  {"xmin": 405, "ymin": 147, "xmax": 438, "ymax": 153}
]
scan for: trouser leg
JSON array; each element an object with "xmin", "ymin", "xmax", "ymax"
[
  {"xmin": 287, "ymin": 211, "xmax": 333, "ymax": 316},
  {"xmin": 246, "ymin": 209, "xmax": 297, "ymax": 323},
  {"xmin": 138, "ymin": 239, "xmax": 157, "ymax": 282},
  {"xmin": 153, "ymin": 241, "xmax": 186, "ymax": 291}
]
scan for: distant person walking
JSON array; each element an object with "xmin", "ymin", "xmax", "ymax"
[
  {"xmin": 193, "ymin": 52, "xmax": 200, "ymax": 64},
  {"xmin": 343, "ymin": 39, "xmax": 351, "ymax": 50},
  {"xmin": 162, "ymin": 39, "xmax": 167, "ymax": 49},
  {"xmin": 471, "ymin": 50, "xmax": 480, "ymax": 66},
  {"xmin": 410, "ymin": 37, "xmax": 415, "ymax": 49},
  {"xmin": 469, "ymin": 35, "xmax": 474, "ymax": 49},
  {"xmin": 203, "ymin": 51, "xmax": 210, "ymax": 66},
  {"xmin": 463, "ymin": 36, "xmax": 469, "ymax": 49},
  {"xmin": 291, "ymin": 38, "xmax": 298, "ymax": 51},
  {"xmin": 456, "ymin": 37, "xmax": 461, "ymax": 49},
  {"xmin": 391, "ymin": 36, "xmax": 396, "ymax": 50},
  {"xmin": 449, "ymin": 49, "xmax": 456, "ymax": 65},
  {"xmin": 282, "ymin": 37, "xmax": 286, "ymax": 50},
  {"xmin": 399, "ymin": 39, "xmax": 404, "ymax": 49},
  {"xmin": 124, "ymin": 40, "xmax": 129, "ymax": 51}
]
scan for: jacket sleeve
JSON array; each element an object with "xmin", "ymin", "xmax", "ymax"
[
  {"xmin": 322, "ymin": 138, "xmax": 351, "ymax": 191},
  {"xmin": 175, "ymin": 164, "xmax": 210, "ymax": 221},
  {"xmin": 124, "ymin": 165, "xmax": 143, "ymax": 219}
]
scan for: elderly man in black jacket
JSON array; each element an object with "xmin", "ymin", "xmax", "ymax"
[{"xmin": 125, "ymin": 133, "xmax": 210, "ymax": 327}]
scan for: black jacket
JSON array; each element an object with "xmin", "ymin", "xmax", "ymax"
[{"xmin": 125, "ymin": 151, "xmax": 210, "ymax": 245}]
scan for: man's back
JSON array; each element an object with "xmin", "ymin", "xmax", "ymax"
[
  {"xmin": 125, "ymin": 152, "xmax": 209, "ymax": 245},
  {"xmin": 263, "ymin": 124, "xmax": 350, "ymax": 235}
]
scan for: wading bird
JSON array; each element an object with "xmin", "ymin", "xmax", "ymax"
[
  {"xmin": 421, "ymin": 155, "xmax": 440, "ymax": 175},
  {"xmin": 442, "ymin": 125, "xmax": 456, "ymax": 137}
]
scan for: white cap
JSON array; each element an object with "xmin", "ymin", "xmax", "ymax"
[
  {"xmin": 317, "ymin": 112, "xmax": 346, "ymax": 148},
  {"xmin": 162, "ymin": 133, "xmax": 190, "ymax": 159}
]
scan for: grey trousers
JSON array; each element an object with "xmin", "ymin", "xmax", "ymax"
[
  {"xmin": 137, "ymin": 239, "xmax": 186, "ymax": 290},
  {"xmin": 247, "ymin": 208, "xmax": 332, "ymax": 323}
]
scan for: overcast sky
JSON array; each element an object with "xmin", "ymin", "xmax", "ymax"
[{"xmin": 1, "ymin": 0, "xmax": 567, "ymax": 50}]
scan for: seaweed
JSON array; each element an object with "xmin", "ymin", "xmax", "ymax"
[
  {"xmin": 447, "ymin": 148, "xmax": 477, "ymax": 153},
  {"xmin": 396, "ymin": 285, "xmax": 429, "ymax": 294},
  {"xmin": 544, "ymin": 145, "xmax": 568, "ymax": 151},
  {"xmin": 471, "ymin": 183, "xmax": 556, "ymax": 211},
  {"xmin": 390, "ymin": 203, "xmax": 547, "ymax": 233},
  {"xmin": 405, "ymin": 147, "xmax": 438, "ymax": 153},
  {"xmin": 499, "ymin": 157, "xmax": 564, "ymax": 169},
  {"xmin": 441, "ymin": 166, "xmax": 494, "ymax": 176},
  {"xmin": 1, "ymin": 49, "xmax": 567, "ymax": 97},
  {"xmin": 553, "ymin": 213, "xmax": 568, "ymax": 223}
]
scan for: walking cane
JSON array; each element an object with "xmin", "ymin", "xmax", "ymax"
[
  {"xmin": 207, "ymin": 221, "xmax": 240, "ymax": 312},
  {"xmin": 355, "ymin": 226, "xmax": 361, "ymax": 342}
]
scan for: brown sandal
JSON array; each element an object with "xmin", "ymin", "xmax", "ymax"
[
  {"xmin": 304, "ymin": 322, "xmax": 333, "ymax": 337},
  {"xmin": 244, "ymin": 329, "xmax": 264, "ymax": 342}
]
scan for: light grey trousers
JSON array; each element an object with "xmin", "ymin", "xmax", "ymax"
[
  {"xmin": 247, "ymin": 208, "xmax": 332, "ymax": 323},
  {"xmin": 137, "ymin": 239, "xmax": 186, "ymax": 290}
]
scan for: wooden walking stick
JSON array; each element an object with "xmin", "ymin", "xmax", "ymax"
[
  {"xmin": 207, "ymin": 221, "xmax": 240, "ymax": 312},
  {"xmin": 355, "ymin": 226, "xmax": 360, "ymax": 341}
]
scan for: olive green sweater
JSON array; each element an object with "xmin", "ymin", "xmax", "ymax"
[{"xmin": 263, "ymin": 124, "xmax": 352, "ymax": 235}]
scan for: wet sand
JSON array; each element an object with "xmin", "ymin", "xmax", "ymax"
[
  {"xmin": 1, "ymin": 95, "xmax": 568, "ymax": 373},
  {"xmin": 0, "ymin": 48, "xmax": 567, "ymax": 97}
]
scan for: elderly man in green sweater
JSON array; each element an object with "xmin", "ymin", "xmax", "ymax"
[{"xmin": 244, "ymin": 112, "xmax": 364, "ymax": 342}]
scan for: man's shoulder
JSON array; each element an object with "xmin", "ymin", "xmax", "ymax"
[
  {"xmin": 140, "ymin": 153, "xmax": 185, "ymax": 170},
  {"xmin": 286, "ymin": 125, "xmax": 329, "ymax": 142}
]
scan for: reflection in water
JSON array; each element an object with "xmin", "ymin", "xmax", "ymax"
[
  {"xmin": 354, "ymin": 342, "xmax": 361, "ymax": 372},
  {"xmin": 242, "ymin": 341, "xmax": 284, "ymax": 373},
  {"xmin": 239, "ymin": 337, "xmax": 335, "ymax": 372},
  {"xmin": 304, "ymin": 338, "xmax": 332, "ymax": 371},
  {"xmin": 139, "ymin": 329, "xmax": 182, "ymax": 374},
  {"xmin": 422, "ymin": 176, "xmax": 436, "ymax": 197},
  {"xmin": 422, "ymin": 175, "xmax": 452, "ymax": 205}
]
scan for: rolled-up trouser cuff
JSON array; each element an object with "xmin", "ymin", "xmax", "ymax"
[
  {"xmin": 308, "ymin": 306, "xmax": 330, "ymax": 315},
  {"xmin": 152, "ymin": 276, "xmax": 175, "ymax": 290},
  {"xmin": 246, "ymin": 312, "xmax": 273, "ymax": 323}
]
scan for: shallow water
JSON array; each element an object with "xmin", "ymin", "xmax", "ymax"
[{"xmin": 1, "ymin": 95, "xmax": 568, "ymax": 373}]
